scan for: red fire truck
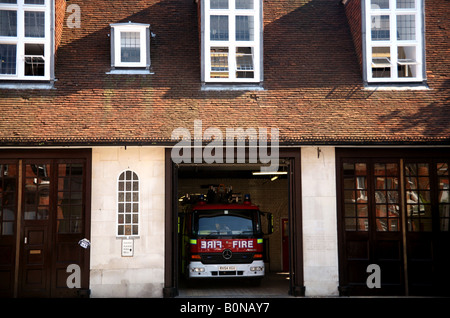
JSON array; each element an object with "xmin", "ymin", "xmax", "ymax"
[{"xmin": 180, "ymin": 190, "xmax": 273, "ymax": 282}]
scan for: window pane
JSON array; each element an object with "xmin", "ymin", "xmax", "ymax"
[
  {"xmin": 440, "ymin": 205, "xmax": 450, "ymax": 231},
  {"xmin": 372, "ymin": 47, "xmax": 391, "ymax": 78},
  {"xmin": 0, "ymin": 0, "xmax": 17, "ymax": 3},
  {"xmin": 25, "ymin": 0, "xmax": 45, "ymax": 4},
  {"xmin": 345, "ymin": 218, "xmax": 356, "ymax": 231},
  {"xmin": 57, "ymin": 163, "xmax": 84, "ymax": 234},
  {"xmin": 355, "ymin": 163, "xmax": 367, "ymax": 175},
  {"xmin": 210, "ymin": 47, "xmax": 229, "ymax": 78},
  {"xmin": 371, "ymin": 15, "xmax": 390, "ymax": 41},
  {"xmin": 210, "ymin": 0, "xmax": 228, "ymax": 9},
  {"xmin": 24, "ymin": 43, "xmax": 45, "ymax": 76},
  {"xmin": 397, "ymin": 15, "xmax": 415, "ymax": 40},
  {"xmin": 210, "ymin": 15, "xmax": 228, "ymax": 41},
  {"xmin": 0, "ymin": 44, "xmax": 16, "ymax": 75},
  {"xmin": 117, "ymin": 170, "xmax": 139, "ymax": 236},
  {"xmin": 371, "ymin": 0, "xmax": 389, "ymax": 9},
  {"xmin": 0, "ymin": 10, "xmax": 17, "ymax": 37},
  {"xmin": 235, "ymin": 15, "xmax": 254, "ymax": 41},
  {"xmin": 398, "ymin": 46, "xmax": 417, "ymax": 78},
  {"xmin": 0, "ymin": 164, "xmax": 17, "ymax": 236},
  {"xmin": 437, "ymin": 163, "xmax": 449, "ymax": 231},
  {"xmin": 405, "ymin": 163, "xmax": 432, "ymax": 232},
  {"xmin": 121, "ymin": 32, "xmax": 141, "ymax": 63},
  {"xmin": 345, "ymin": 204, "xmax": 356, "ymax": 217},
  {"xmin": 236, "ymin": 47, "xmax": 254, "ymax": 78},
  {"xmin": 236, "ymin": 0, "xmax": 253, "ymax": 9},
  {"xmin": 396, "ymin": 0, "xmax": 415, "ymax": 9},
  {"xmin": 437, "ymin": 163, "xmax": 449, "ymax": 176},
  {"xmin": 25, "ymin": 11, "xmax": 45, "ymax": 37}
]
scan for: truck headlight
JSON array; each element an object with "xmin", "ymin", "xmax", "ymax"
[
  {"xmin": 250, "ymin": 266, "xmax": 263, "ymax": 271},
  {"xmin": 191, "ymin": 267, "xmax": 205, "ymax": 272}
]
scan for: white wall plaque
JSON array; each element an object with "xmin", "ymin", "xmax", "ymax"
[{"xmin": 122, "ymin": 239, "xmax": 134, "ymax": 257}]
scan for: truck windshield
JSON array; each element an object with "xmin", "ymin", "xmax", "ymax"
[{"xmin": 193, "ymin": 209, "xmax": 261, "ymax": 237}]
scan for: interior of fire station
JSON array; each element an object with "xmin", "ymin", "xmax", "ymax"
[{"xmin": 175, "ymin": 162, "xmax": 291, "ymax": 296}]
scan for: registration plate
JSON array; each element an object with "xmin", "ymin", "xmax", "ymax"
[{"xmin": 219, "ymin": 266, "xmax": 236, "ymax": 271}]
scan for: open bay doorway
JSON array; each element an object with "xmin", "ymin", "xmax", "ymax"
[{"xmin": 175, "ymin": 161, "xmax": 290, "ymax": 297}]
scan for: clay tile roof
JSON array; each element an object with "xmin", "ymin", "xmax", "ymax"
[{"xmin": 0, "ymin": 0, "xmax": 449, "ymax": 146}]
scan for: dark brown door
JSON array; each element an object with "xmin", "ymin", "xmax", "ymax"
[
  {"xmin": 338, "ymin": 159, "xmax": 404, "ymax": 296},
  {"xmin": 52, "ymin": 160, "xmax": 89, "ymax": 297},
  {"xmin": 0, "ymin": 150, "xmax": 91, "ymax": 298},
  {"xmin": 19, "ymin": 162, "xmax": 52, "ymax": 297},
  {"xmin": 337, "ymin": 150, "xmax": 450, "ymax": 296},
  {"xmin": 404, "ymin": 160, "xmax": 450, "ymax": 296}
]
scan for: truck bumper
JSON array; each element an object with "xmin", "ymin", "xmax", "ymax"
[{"xmin": 188, "ymin": 260, "xmax": 265, "ymax": 278}]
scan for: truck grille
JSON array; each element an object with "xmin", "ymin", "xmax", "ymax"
[{"xmin": 200, "ymin": 253, "xmax": 254, "ymax": 264}]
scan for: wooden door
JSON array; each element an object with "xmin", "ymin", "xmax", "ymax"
[
  {"xmin": 404, "ymin": 160, "xmax": 450, "ymax": 296},
  {"xmin": 338, "ymin": 159, "xmax": 405, "ymax": 295},
  {"xmin": 0, "ymin": 150, "xmax": 91, "ymax": 298},
  {"xmin": 19, "ymin": 162, "xmax": 52, "ymax": 297},
  {"xmin": 337, "ymin": 150, "xmax": 450, "ymax": 296}
]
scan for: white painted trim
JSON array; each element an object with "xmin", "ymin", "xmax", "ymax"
[
  {"xmin": 116, "ymin": 169, "xmax": 140, "ymax": 238},
  {"xmin": 364, "ymin": 0, "xmax": 424, "ymax": 83},
  {"xmin": 203, "ymin": 0, "xmax": 261, "ymax": 83},
  {"xmin": 111, "ymin": 23, "xmax": 149, "ymax": 69},
  {"xmin": 0, "ymin": 0, "xmax": 52, "ymax": 81}
]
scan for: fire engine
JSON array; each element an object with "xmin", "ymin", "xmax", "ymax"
[{"xmin": 179, "ymin": 185, "xmax": 273, "ymax": 283}]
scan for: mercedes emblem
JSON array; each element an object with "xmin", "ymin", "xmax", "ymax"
[{"xmin": 222, "ymin": 249, "xmax": 232, "ymax": 260}]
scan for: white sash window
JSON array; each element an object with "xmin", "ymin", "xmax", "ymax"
[
  {"xmin": 203, "ymin": 0, "xmax": 262, "ymax": 83},
  {"xmin": 365, "ymin": 0, "xmax": 425, "ymax": 83},
  {"xmin": 0, "ymin": 0, "xmax": 51, "ymax": 80}
]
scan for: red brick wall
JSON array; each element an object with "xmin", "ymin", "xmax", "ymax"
[
  {"xmin": 54, "ymin": 0, "xmax": 67, "ymax": 56},
  {"xmin": 343, "ymin": 0, "xmax": 363, "ymax": 74},
  {"xmin": 424, "ymin": 0, "xmax": 450, "ymax": 88}
]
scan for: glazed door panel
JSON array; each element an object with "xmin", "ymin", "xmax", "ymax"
[
  {"xmin": 0, "ymin": 162, "xmax": 18, "ymax": 297},
  {"xmin": 404, "ymin": 160, "xmax": 450, "ymax": 296}
]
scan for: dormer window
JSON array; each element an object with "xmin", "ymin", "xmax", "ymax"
[
  {"xmin": 0, "ymin": 0, "xmax": 52, "ymax": 81},
  {"xmin": 364, "ymin": 0, "xmax": 425, "ymax": 83},
  {"xmin": 201, "ymin": 0, "xmax": 263, "ymax": 85},
  {"xmin": 110, "ymin": 22, "xmax": 150, "ymax": 70}
]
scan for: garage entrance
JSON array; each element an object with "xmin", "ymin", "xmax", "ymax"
[{"xmin": 163, "ymin": 148, "xmax": 304, "ymax": 297}]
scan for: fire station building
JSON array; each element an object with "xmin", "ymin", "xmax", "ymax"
[{"xmin": 0, "ymin": 0, "xmax": 449, "ymax": 298}]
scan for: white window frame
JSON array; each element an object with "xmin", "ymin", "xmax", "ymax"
[
  {"xmin": 110, "ymin": 22, "xmax": 150, "ymax": 69},
  {"xmin": 203, "ymin": 0, "xmax": 262, "ymax": 83},
  {"xmin": 0, "ymin": 0, "xmax": 52, "ymax": 81},
  {"xmin": 364, "ymin": 0, "xmax": 425, "ymax": 83},
  {"xmin": 116, "ymin": 170, "xmax": 140, "ymax": 238}
]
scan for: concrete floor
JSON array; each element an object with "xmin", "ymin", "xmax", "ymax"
[{"xmin": 177, "ymin": 272, "xmax": 292, "ymax": 298}]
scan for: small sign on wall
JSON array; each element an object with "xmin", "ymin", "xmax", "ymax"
[{"xmin": 122, "ymin": 239, "xmax": 134, "ymax": 257}]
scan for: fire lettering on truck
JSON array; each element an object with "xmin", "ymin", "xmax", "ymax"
[
  {"xmin": 200, "ymin": 240, "xmax": 222, "ymax": 249},
  {"xmin": 233, "ymin": 240, "xmax": 253, "ymax": 249}
]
